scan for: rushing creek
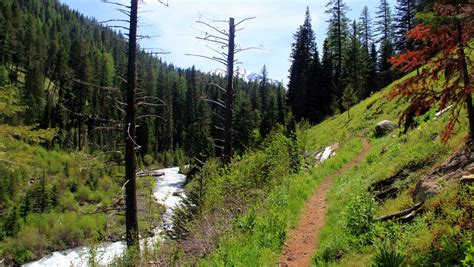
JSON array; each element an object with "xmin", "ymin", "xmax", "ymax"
[{"xmin": 24, "ymin": 167, "xmax": 186, "ymax": 267}]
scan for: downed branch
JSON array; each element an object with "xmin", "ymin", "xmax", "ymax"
[{"xmin": 376, "ymin": 202, "xmax": 423, "ymax": 222}]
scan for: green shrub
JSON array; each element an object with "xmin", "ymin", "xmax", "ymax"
[
  {"xmin": 372, "ymin": 242, "xmax": 405, "ymax": 267},
  {"xmin": 143, "ymin": 154, "xmax": 154, "ymax": 167},
  {"xmin": 347, "ymin": 193, "xmax": 376, "ymax": 237}
]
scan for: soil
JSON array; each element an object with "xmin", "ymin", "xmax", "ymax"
[{"xmin": 278, "ymin": 138, "xmax": 371, "ymax": 267}]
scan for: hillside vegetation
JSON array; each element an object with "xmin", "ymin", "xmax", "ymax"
[{"xmin": 145, "ymin": 75, "xmax": 472, "ymax": 266}]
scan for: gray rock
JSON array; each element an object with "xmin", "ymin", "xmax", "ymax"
[
  {"xmin": 414, "ymin": 180, "xmax": 441, "ymax": 202},
  {"xmin": 375, "ymin": 120, "xmax": 396, "ymax": 136}
]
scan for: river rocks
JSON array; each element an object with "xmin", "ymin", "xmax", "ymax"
[{"xmin": 375, "ymin": 120, "xmax": 396, "ymax": 136}]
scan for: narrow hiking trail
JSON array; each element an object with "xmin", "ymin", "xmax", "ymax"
[{"xmin": 279, "ymin": 138, "xmax": 371, "ymax": 267}]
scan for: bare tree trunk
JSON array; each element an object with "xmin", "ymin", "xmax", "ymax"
[
  {"xmin": 457, "ymin": 21, "xmax": 474, "ymax": 146},
  {"xmin": 223, "ymin": 18, "xmax": 235, "ymax": 163},
  {"xmin": 125, "ymin": 0, "xmax": 140, "ymax": 251}
]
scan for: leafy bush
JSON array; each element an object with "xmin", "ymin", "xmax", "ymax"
[
  {"xmin": 347, "ymin": 193, "xmax": 376, "ymax": 237},
  {"xmin": 372, "ymin": 242, "xmax": 405, "ymax": 267}
]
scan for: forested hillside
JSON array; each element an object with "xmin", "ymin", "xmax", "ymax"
[
  {"xmin": 0, "ymin": 0, "xmax": 286, "ymax": 160},
  {"xmin": 0, "ymin": 0, "xmax": 286, "ymax": 264},
  {"xmin": 0, "ymin": 0, "xmax": 472, "ymax": 266}
]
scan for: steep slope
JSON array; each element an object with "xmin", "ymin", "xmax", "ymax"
[
  {"xmin": 177, "ymin": 75, "xmax": 471, "ymax": 266},
  {"xmin": 303, "ymin": 86, "xmax": 471, "ymax": 265}
]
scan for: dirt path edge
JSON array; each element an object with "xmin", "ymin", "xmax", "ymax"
[{"xmin": 278, "ymin": 138, "xmax": 371, "ymax": 267}]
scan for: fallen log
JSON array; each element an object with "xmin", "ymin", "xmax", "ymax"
[
  {"xmin": 460, "ymin": 175, "xmax": 474, "ymax": 184},
  {"xmin": 137, "ymin": 169, "xmax": 165, "ymax": 177},
  {"xmin": 376, "ymin": 202, "xmax": 423, "ymax": 221}
]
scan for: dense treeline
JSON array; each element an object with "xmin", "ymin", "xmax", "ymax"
[
  {"xmin": 287, "ymin": 0, "xmax": 432, "ymax": 123},
  {"xmin": 0, "ymin": 0, "xmax": 286, "ymax": 162},
  {"xmin": 0, "ymin": 0, "xmax": 286, "ymax": 263}
]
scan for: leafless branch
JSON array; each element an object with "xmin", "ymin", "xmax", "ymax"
[
  {"xmin": 196, "ymin": 20, "xmax": 228, "ymax": 36},
  {"xmin": 205, "ymin": 44, "xmax": 228, "ymax": 59},
  {"xmin": 127, "ymin": 123, "xmax": 141, "ymax": 151},
  {"xmin": 101, "ymin": 0, "xmax": 131, "ymax": 9},
  {"xmin": 137, "ymin": 102, "xmax": 165, "ymax": 107},
  {"xmin": 208, "ymin": 82, "xmax": 226, "ymax": 92},
  {"xmin": 211, "ymin": 110, "xmax": 225, "ymax": 121},
  {"xmin": 106, "ymin": 25, "xmax": 130, "ymax": 31},
  {"xmin": 235, "ymin": 45, "xmax": 264, "ymax": 54},
  {"xmin": 235, "ymin": 16, "xmax": 256, "ymax": 27},
  {"xmin": 185, "ymin": 54, "xmax": 228, "ymax": 66},
  {"xmin": 137, "ymin": 96, "xmax": 165, "ymax": 103},
  {"xmin": 117, "ymin": 8, "xmax": 131, "ymax": 16},
  {"xmin": 205, "ymin": 98, "xmax": 226, "ymax": 108},
  {"xmin": 136, "ymin": 115, "xmax": 164, "ymax": 120},
  {"xmin": 196, "ymin": 37, "xmax": 229, "ymax": 48},
  {"xmin": 100, "ymin": 19, "xmax": 130, "ymax": 24}
]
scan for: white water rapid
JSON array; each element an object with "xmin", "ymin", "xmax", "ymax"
[{"xmin": 24, "ymin": 167, "xmax": 186, "ymax": 267}]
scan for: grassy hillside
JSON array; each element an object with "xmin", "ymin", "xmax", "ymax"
[
  {"xmin": 156, "ymin": 75, "xmax": 472, "ymax": 266},
  {"xmin": 307, "ymin": 84, "xmax": 472, "ymax": 265}
]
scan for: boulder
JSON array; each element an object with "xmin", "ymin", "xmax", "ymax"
[
  {"xmin": 414, "ymin": 180, "xmax": 441, "ymax": 202},
  {"xmin": 375, "ymin": 120, "xmax": 396, "ymax": 136}
]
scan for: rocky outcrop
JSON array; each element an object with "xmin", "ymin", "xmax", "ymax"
[
  {"xmin": 414, "ymin": 144, "xmax": 473, "ymax": 202},
  {"xmin": 375, "ymin": 120, "xmax": 396, "ymax": 136},
  {"xmin": 414, "ymin": 180, "xmax": 442, "ymax": 202}
]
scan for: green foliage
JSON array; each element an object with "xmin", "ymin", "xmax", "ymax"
[
  {"xmin": 346, "ymin": 193, "xmax": 376, "ymax": 237},
  {"xmin": 0, "ymin": 85, "xmax": 25, "ymax": 121},
  {"xmin": 193, "ymin": 135, "xmax": 363, "ymax": 266},
  {"xmin": 372, "ymin": 242, "xmax": 405, "ymax": 267}
]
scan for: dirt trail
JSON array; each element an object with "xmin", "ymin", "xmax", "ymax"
[{"xmin": 279, "ymin": 138, "xmax": 371, "ymax": 267}]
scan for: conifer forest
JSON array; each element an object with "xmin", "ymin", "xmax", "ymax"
[{"xmin": 0, "ymin": 0, "xmax": 472, "ymax": 266}]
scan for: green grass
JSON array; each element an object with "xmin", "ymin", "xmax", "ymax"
[
  {"xmin": 158, "ymin": 70, "xmax": 471, "ymax": 266},
  {"xmin": 198, "ymin": 138, "xmax": 363, "ymax": 266},
  {"xmin": 307, "ymin": 84, "xmax": 470, "ymax": 265}
]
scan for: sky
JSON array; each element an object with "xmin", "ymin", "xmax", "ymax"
[{"xmin": 59, "ymin": 0, "xmax": 396, "ymax": 84}]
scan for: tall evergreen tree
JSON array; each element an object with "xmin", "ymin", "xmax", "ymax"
[
  {"xmin": 343, "ymin": 20, "xmax": 367, "ymax": 101},
  {"xmin": 287, "ymin": 7, "xmax": 316, "ymax": 121},
  {"xmin": 394, "ymin": 0, "xmax": 419, "ymax": 53},
  {"xmin": 259, "ymin": 65, "xmax": 271, "ymax": 136},
  {"xmin": 375, "ymin": 0, "xmax": 396, "ymax": 88},
  {"xmin": 367, "ymin": 43, "xmax": 379, "ymax": 94},
  {"xmin": 358, "ymin": 6, "xmax": 373, "ymax": 53},
  {"xmin": 325, "ymin": 0, "xmax": 349, "ymax": 111},
  {"xmin": 305, "ymin": 46, "xmax": 325, "ymax": 123},
  {"xmin": 321, "ymin": 38, "xmax": 335, "ymax": 115}
]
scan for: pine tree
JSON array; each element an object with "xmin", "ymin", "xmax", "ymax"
[
  {"xmin": 358, "ymin": 6, "xmax": 373, "ymax": 52},
  {"xmin": 367, "ymin": 43, "xmax": 379, "ymax": 94},
  {"xmin": 184, "ymin": 67, "xmax": 213, "ymax": 160},
  {"xmin": 343, "ymin": 20, "xmax": 366, "ymax": 101},
  {"xmin": 305, "ymin": 46, "xmax": 324, "ymax": 123},
  {"xmin": 375, "ymin": 0, "xmax": 394, "ymax": 44},
  {"xmin": 325, "ymin": 0, "xmax": 349, "ymax": 111},
  {"xmin": 394, "ymin": 0, "xmax": 418, "ymax": 53},
  {"xmin": 321, "ymin": 38, "xmax": 335, "ymax": 115},
  {"xmin": 287, "ymin": 7, "xmax": 316, "ymax": 121},
  {"xmin": 375, "ymin": 0, "xmax": 395, "ymax": 88},
  {"xmin": 259, "ymin": 65, "xmax": 272, "ymax": 136}
]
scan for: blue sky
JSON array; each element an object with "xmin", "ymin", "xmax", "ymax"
[{"xmin": 59, "ymin": 0, "xmax": 396, "ymax": 84}]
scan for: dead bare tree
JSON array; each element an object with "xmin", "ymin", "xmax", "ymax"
[
  {"xmin": 187, "ymin": 16, "xmax": 259, "ymax": 163},
  {"xmin": 102, "ymin": 0, "xmax": 169, "ymax": 252}
]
